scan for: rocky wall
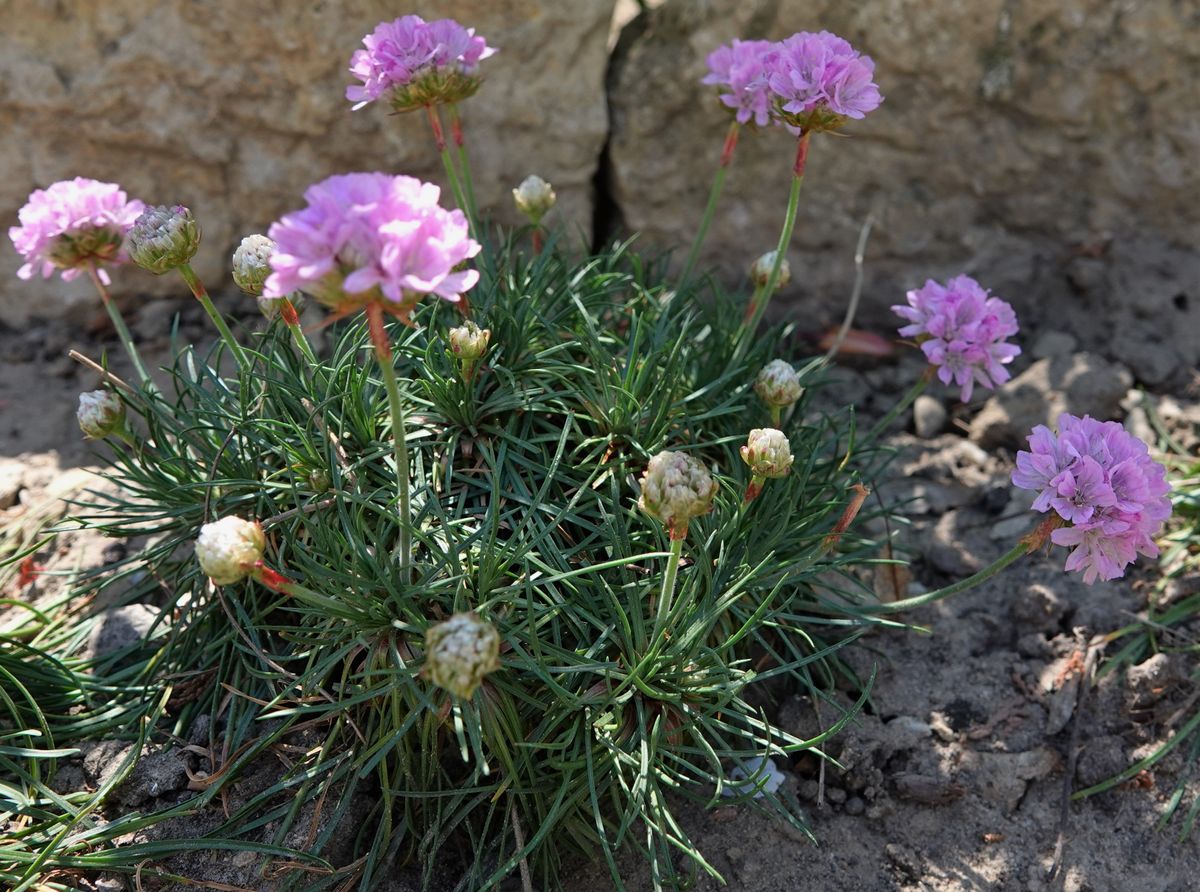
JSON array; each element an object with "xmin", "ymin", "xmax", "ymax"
[
  {"xmin": 0, "ymin": 0, "xmax": 615, "ymax": 322},
  {"xmin": 607, "ymin": 0, "xmax": 1200, "ymax": 383}
]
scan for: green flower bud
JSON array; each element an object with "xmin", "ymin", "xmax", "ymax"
[
  {"xmin": 232, "ymin": 234, "xmax": 274, "ymax": 296},
  {"xmin": 77, "ymin": 389, "xmax": 126, "ymax": 440},
  {"xmin": 638, "ymin": 450, "xmax": 717, "ymax": 538},
  {"xmin": 750, "ymin": 250, "xmax": 791, "ymax": 291},
  {"xmin": 196, "ymin": 516, "xmax": 265, "ymax": 585},
  {"xmin": 128, "ymin": 205, "xmax": 200, "ymax": 275},
  {"xmin": 424, "ymin": 612, "xmax": 502, "ymax": 699},
  {"xmin": 740, "ymin": 428, "xmax": 794, "ymax": 479},
  {"xmin": 512, "ymin": 175, "xmax": 556, "ymax": 223},
  {"xmin": 754, "ymin": 359, "xmax": 803, "ymax": 410}
]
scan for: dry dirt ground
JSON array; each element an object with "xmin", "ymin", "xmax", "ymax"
[{"xmin": 2, "ymin": 293, "xmax": 1200, "ymax": 892}]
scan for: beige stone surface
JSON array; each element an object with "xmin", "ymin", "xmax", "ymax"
[
  {"xmin": 607, "ymin": 0, "xmax": 1200, "ymax": 329},
  {"xmin": 0, "ymin": 0, "xmax": 615, "ymax": 322}
]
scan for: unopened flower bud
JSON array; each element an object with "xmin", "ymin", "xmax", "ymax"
[
  {"xmin": 448, "ymin": 320, "xmax": 490, "ymax": 362},
  {"xmin": 424, "ymin": 612, "xmax": 502, "ymax": 699},
  {"xmin": 196, "ymin": 516, "xmax": 265, "ymax": 585},
  {"xmin": 77, "ymin": 390, "xmax": 126, "ymax": 440},
  {"xmin": 512, "ymin": 175, "xmax": 556, "ymax": 223},
  {"xmin": 750, "ymin": 251, "xmax": 790, "ymax": 291},
  {"xmin": 638, "ymin": 450, "xmax": 717, "ymax": 538},
  {"xmin": 128, "ymin": 205, "xmax": 200, "ymax": 274},
  {"xmin": 232, "ymin": 234, "xmax": 274, "ymax": 296},
  {"xmin": 754, "ymin": 360, "xmax": 803, "ymax": 410},
  {"xmin": 740, "ymin": 428, "xmax": 794, "ymax": 479},
  {"xmin": 308, "ymin": 468, "xmax": 331, "ymax": 492}
]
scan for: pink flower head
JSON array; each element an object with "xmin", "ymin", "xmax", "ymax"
[
  {"xmin": 891, "ymin": 275, "xmax": 1021, "ymax": 402},
  {"xmin": 1013, "ymin": 413, "xmax": 1172, "ymax": 584},
  {"xmin": 263, "ymin": 173, "xmax": 480, "ymax": 322},
  {"xmin": 766, "ymin": 31, "xmax": 882, "ymax": 131},
  {"xmin": 701, "ymin": 39, "xmax": 778, "ymax": 128},
  {"xmin": 9, "ymin": 178, "xmax": 145, "ymax": 285},
  {"xmin": 346, "ymin": 15, "xmax": 495, "ymax": 112}
]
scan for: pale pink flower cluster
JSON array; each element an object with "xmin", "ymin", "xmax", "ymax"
[
  {"xmin": 263, "ymin": 173, "xmax": 480, "ymax": 315},
  {"xmin": 9, "ymin": 178, "xmax": 145, "ymax": 284},
  {"xmin": 701, "ymin": 40, "xmax": 778, "ymax": 128},
  {"xmin": 347, "ymin": 15, "xmax": 495, "ymax": 110},
  {"xmin": 702, "ymin": 31, "xmax": 882, "ymax": 131},
  {"xmin": 892, "ymin": 275, "xmax": 1021, "ymax": 402},
  {"xmin": 1013, "ymin": 414, "xmax": 1171, "ymax": 584}
]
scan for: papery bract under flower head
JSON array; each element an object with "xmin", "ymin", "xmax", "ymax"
[
  {"xmin": 701, "ymin": 39, "xmax": 778, "ymax": 128},
  {"xmin": 263, "ymin": 172, "xmax": 480, "ymax": 321},
  {"xmin": 9, "ymin": 178, "xmax": 145, "ymax": 285},
  {"xmin": 346, "ymin": 15, "xmax": 496, "ymax": 112},
  {"xmin": 767, "ymin": 30, "xmax": 882, "ymax": 132},
  {"xmin": 891, "ymin": 275, "xmax": 1020, "ymax": 403},
  {"xmin": 1013, "ymin": 413, "xmax": 1171, "ymax": 584}
]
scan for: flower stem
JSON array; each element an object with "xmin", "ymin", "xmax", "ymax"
[
  {"xmin": 679, "ymin": 120, "xmax": 739, "ymax": 286},
  {"xmin": 861, "ymin": 367, "xmax": 932, "ymax": 445},
  {"xmin": 279, "ymin": 299, "xmax": 318, "ymax": 365},
  {"xmin": 427, "ymin": 105, "xmax": 469, "ymax": 222},
  {"xmin": 367, "ymin": 303, "xmax": 412, "ymax": 573},
  {"xmin": 652, "ymin": 535, "xmax": 684, "ymax": 642},
  {"xmin": 251, "ymin": 565, "xmax": 344, "ymax": 613},
  {"xmin": 446, "ymin": 104, "xmax": 479, "ymax": 229},
  {"xmin": 733, "ymin": 131, "xmax": 810, "ymax": 360},
  {"xmin": 87, "ymin": 263, "xmax": 154, "ymax": 390},
  {"xmin": 866, "ymin": 540, "xmax": 1031, "ymax": 614},
  {"xmin": 177, "ymin": 263, "xmax": 250, "ymax": 373}
]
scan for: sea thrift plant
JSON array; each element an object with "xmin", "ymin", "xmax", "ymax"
[
  {"xmin": 423, "ymin": 612, "xmax": 502, "ymax": 699},
  {"xmin": 892, "ymin": 274, "xmax": 1021, "ymax": 402},
  {"xmin": 638, "ymin": 450, "xmax": 718, "ymax": 540},
  {"xmin": 346, "ymin": 15, "xmax": 495, "ymax": 112},
  {"xmin": 127, "ymin": 204, "xmax": 201, "ymax": 275},
  {"xmin": 702, "ymin": 39, "xmax": 778, "ymax": 129},
  {"xmin": 263, "ymin": 172, "xmax": 479, "ymax": 322},
  {"xmin": 1013, "ymin": 414, "xmax": 1171, "ymax": 583},
  {"xmin": 755, "ymin": 358, "xmax": 804, "ymax": 424},
  {"xmin": 767, "ymin": 31, "xmax": 883, "ymax": 132},
  {"xmin": 195, "ymin": 516, "xmax": 266, "ymax": 586},
  {"xmin": 4, "ymin": 14, "xmax": 1173, "ymax": 892},
  {"xmin": 76, "ymin": 389, "xmax": 127, "ymax": 441},
  {"xmin": 741, "ymin": 427, "xmax": 794, "ymax": 502},
  {"xmin": 8, "ymin": 177, "xmax": 144, "ymax": 284}
]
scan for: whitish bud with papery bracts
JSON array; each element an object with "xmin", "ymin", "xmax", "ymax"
[
  {"xmin": 741, "ymin": 428, "xmax": 794, "ymax": 479},
  {"xmin": 232, "ymin": 234, "xmax": 274, "ymax": 296},
  {"xmin": 424, "ymin": 612, "xmax": 502, "ymax": 699},
  {"xmin": 512, "ymin": 175, "xmax": 556, "ymax": 224},
  {"xmin": 196, "ymin": 516, "xmax": 265, "ymax": 585},
  {"xmin": 77, "ymin": 390, "xmax": 126, "ymax": 440},
  {"xmin": 638, "ymin": 450, "xmax": 717, "ymax": 539},
  {"xmin": 754, "ymin": 360, "xmax": 803, "ymax": 410},
  {"xmin": 448, "ymin": 320, "xmax": 490, "ymax": 362},
  {"xmin": 750, "ymin": 251, "xmax": 790, "ymax": 291},
  {"xmin": 128, "ymin": 205, "xmax": 201, "ymax": 275}
]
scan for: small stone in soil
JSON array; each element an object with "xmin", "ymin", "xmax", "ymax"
[
  {"xmin": 799, "ymin": 779, "xmax": 820, "ymax": 802},
  {"xmin": 826, "ymin": 786, "xmax": 847, "ymax": 805},
  {"xmin": 1127, "ymin": 653, "xmax": 1186, "ymax": 707},
  {"xmin": 913, "ymin": 394, "xmax": 947, "ymax": 438},
  {"xmin": 844, "ymin": 796, "xmax": 865, "ymax": 816},
  {"xmin": 1075, "ymin": 734, "xmax": 1128, "ymax": 788}
]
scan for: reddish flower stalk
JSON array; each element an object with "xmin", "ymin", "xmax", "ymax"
[
  {"xmin": 822, "ymin": 482, "xmax": 870, "ymax": 550},
  {"xmin": 719, "ymin": 121, "xmax": 740, "ymax": 168},
  {"xmin": 793, "ymin": 130, "xmax": 811, "ymax": 177}
]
